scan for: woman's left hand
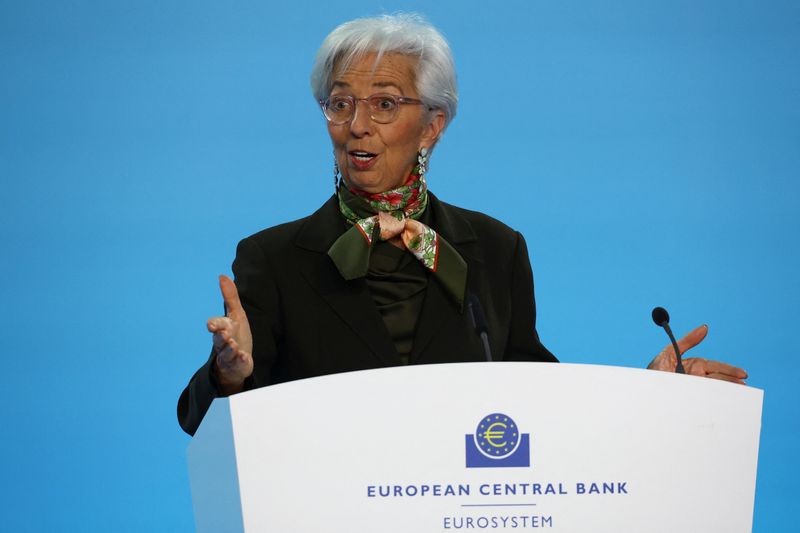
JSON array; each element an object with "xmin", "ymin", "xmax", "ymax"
[{"xmin": 647, "ymin": 324, "xmax": 748, "ymax": 384}]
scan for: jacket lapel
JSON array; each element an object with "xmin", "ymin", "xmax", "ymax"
[{"xmin": 293, "ymin": 196, "xmax": 401, "ymax": 366}]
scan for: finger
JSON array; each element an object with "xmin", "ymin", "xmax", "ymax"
[
  {"xmin": 675, "ymin": 324, "xmax": 709, "ymax": 355},
  {"xmin": 226, "ymin": 337, "xmax": 239, "ymax": 354},
  {"xmin": 212, "ymin": 332, "xmax": 230, "ymax": 352},
  {"xmin": 207, "ymin": 316, "xmax": 233, "ymax": 333},
  {"xmin": 705, "ymin": 372, "xmax": 747, "ymax": 385},
  {"xmin": 219, "ymin": 275, "xmax": 245, "ymax": 317},
  {"xmin": 215, "ymin": 342, "xmax": 235, "ymax": 365},
  {"xmin": 702, "ymin": 359, "xmax": 748, "ymax": 379},
  {"xmin": 218, "ymin": 328, "xmax": 233, "ymax": 344},
  {"xmin": 216, "ymin": 342, "xmax": 250, "ymax": 375},
  {"xmin": 684, "ymin": 357, "xmax": 748, "ymax": 379},
  {"xmin": 215, "ymin": 336, "xmax": 245, "ymax": 361},
  {"xmin": 214, "ymin": 329, "xmax": 245, "ymax": 354},
  {"xmin": 216, "ymin": 337, "xmax": 248, "ymax": 360}
]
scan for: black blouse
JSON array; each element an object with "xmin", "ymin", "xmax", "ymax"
[
  {"xmin": 363, "ymin": 206, "xmax": 435, "ymax": 363},
  {"xmin": 365, "ymin": 241, "xmax": 428, "ymax": 363}
]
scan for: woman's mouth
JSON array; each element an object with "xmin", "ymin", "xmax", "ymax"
[{"xmin": 349, "ymin": 150, "xmax": 378, "ymax": 171}]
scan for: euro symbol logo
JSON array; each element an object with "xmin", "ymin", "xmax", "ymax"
[
  {"xmin": 474, "ymin": 414, "xmax": 521, "ymax": 459},
  {"xmin": 484, "ymin": 422, "xmax": 508, "ymax": 448},
  {"xmin": 467, "ymin": 413, "xmax": 530, "ymax": 467}
]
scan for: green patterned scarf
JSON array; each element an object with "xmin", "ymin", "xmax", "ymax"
[{"xmin": 328, "ymin": 171, "xmax": 468, "ymax": 308}]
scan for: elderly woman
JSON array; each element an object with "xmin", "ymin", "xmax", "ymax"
[{"xmin": 178, "ymin": 14, "xmax": 746, "ymax": 436}]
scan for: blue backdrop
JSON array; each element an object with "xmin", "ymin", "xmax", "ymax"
[{"xmin": 1, "ymin": 1, "xmax": 797, "ymax": 530}]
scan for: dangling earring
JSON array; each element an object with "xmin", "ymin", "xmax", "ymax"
[
  {"xmin": 417, "ymin": 147, "xmax": 429, "ymax": 176},
  {"xmin": 333, "ymin": 155, "xmax": 341, "ymax": 192}
]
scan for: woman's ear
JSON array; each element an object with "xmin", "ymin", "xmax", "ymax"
[{"xmin": 421, "ymin": 110, "xmax": 446, "ymax": 149}]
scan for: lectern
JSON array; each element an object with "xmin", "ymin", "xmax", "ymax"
[{"xmin": 188, "ymin": 363, "xmax": 762, "ymax": 532}]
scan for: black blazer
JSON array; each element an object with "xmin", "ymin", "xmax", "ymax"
[{"xmin": 178, "ymin": 194, "xmax": 557, "ymax": 435}]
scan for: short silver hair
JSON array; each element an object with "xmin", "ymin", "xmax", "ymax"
[{"xmin": 310, "ymin": 14, "xmax": 458, "ymax": 128}]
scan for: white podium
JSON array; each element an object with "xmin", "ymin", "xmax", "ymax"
[{"xmin": 187, "ymin": 363, "xmax": 762, "ymax": 532}]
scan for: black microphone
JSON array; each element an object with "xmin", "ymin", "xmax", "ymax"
[
  {"xmin": 467, "ymin": 293, "xmax": 493, "ymax": 362},
  {"xmin": 651, "ymin": 306, "xmax": 685, "ymax": 374}
]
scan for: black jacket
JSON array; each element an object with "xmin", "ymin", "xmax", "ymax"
[{"xmin": 178, "ymin": 194, "xmax": 557, "ymax": 435}]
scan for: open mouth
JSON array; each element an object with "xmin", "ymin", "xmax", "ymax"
[{"xmin": 349, "ymin": 150, "xmax": 378, "ymax": 170}]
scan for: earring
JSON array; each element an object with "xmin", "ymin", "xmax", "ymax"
[
  {"xmin": 417, "ymin": 147, "xmax": 429, "ymax": 176},
  {"xmin": 333, "ymin": 155, "xmax": 341, "ymax": 192}
]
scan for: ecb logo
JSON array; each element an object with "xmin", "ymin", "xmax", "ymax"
[{"xmin": 465, "ymin": 413, "xmax": 530, "ymax": 468}]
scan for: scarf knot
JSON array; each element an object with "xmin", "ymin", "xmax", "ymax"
[{"xmin": 328, "ymin": 172, "xmax": 467, "ymax": 307}]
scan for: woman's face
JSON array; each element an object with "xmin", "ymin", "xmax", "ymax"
[{"xmin": 327, "ymin": 53, "xmax": 445, "ymax": 194}]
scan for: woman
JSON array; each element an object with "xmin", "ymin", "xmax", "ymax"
[{"xmin": 178, "ymin": 14, "xmax": 746, "ymax": 436}]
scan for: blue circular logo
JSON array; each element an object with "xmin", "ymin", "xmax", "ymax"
[{"xmin": 474, "ymin": 413, "xmax": 520, "ymax": 459}]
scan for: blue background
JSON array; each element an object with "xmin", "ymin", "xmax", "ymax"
[{"xmin": 1, "ymin": 0, "xmax": 797, "ymax": 530}]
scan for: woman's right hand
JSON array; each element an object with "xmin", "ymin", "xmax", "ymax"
[{"xmin": 207, "ymin": 275, "xmax": 253, "ymax": 396}]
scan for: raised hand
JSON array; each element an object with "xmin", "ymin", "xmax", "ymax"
[
  {"xmin": 207, "ymin": 275, "xmax": 253, "ymax": 396},
  {"xmin": 647, "ymin": 324, "xmax": 748, "ymax": 384}
]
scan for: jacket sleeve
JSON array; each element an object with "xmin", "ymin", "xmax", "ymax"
[
  {"xmin": 176, "ymin": 236, "xmax": 282, "ymax": 436},
  {"xmin": 503, "ymin": 231, "xmax": 559, "ymax": 363},
  {"xmin": 176, "ymin": 348, "xmax": 221, "ymax": 436}
]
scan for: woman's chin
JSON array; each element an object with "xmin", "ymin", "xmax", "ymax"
[{"xmin": 344, "ymin": 172, "xmax": 401, "ymax": 194}]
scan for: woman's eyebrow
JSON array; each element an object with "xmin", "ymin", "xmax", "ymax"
[
  {"xmin": 330, "ymin": 80, "xmax": 404, "ymax": 93},
  {"xmin": 373, "ymin": 81, "xmax": 403, "ymax": 91}
]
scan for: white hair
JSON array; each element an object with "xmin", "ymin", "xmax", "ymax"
[{"xmin": 310, "ymin": 13, "xmax": 458, "ymax": 128}]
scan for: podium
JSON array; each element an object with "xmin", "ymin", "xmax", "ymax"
[{"xmin": 187, "ymin": 363, "xmax": 762, "ymax": 532}]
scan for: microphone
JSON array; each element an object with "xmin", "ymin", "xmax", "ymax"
[
  {"xmin": 651, "ymin": 306, "xmax": 685, "ymax": 374},
  {"xmin": 467, "ymin": 293, "xmax": 493, "ymax": 362}
]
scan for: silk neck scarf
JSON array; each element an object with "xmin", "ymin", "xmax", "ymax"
[{"xmin": 328, "ymin": 171, "xmax": 468, "ymax": 308}]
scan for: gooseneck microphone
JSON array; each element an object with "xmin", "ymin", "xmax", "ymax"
[
  {"xmin": 467, "ymin": 293, "xmax": 493, "ymax": 362},
  {"xmin": 651, "ymin": 306, "xmax": 685, "ymax": 374}
]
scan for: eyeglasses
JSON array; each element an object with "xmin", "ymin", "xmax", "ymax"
[{"xmin": 319, "ymin": 93, "xmax": 426, "ymax": 125}]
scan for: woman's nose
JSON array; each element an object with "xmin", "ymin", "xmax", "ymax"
[{"xmin": 349, "ymin": 100, "xmax": 373, "ymax": 137}]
